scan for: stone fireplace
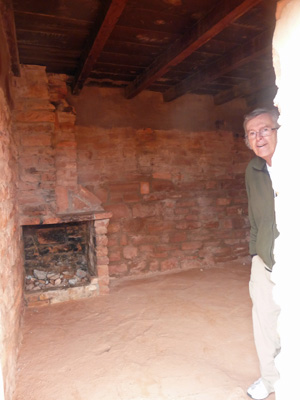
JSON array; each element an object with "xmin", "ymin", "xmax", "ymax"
[
  {"xmin": 22, "ymin": 212, "xmax": 111, "ymax": 306},
  {"xmin": 13, "ymin": 67, "xmax": 112, "ymax": 306}
]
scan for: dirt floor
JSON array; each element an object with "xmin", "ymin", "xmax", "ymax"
[{"xmin": 14, "ymin": 263, "xmax": 276, "ymax": 400}]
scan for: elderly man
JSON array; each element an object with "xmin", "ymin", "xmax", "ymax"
[{"xmin": 243, "ymin": 108, "xmax": 281, "ymax": 400}]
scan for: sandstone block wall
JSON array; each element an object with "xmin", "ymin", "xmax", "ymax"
[
  {"xmin": 67, "ymin": 85, "xmax": 252, "ymax": 278},
  {"xmin": 76, "ymin": 124, "xmax": 252, "ymax": 277},
  {"xmin": 0, "ymin": 21, "xmax": 24, "ymax": 400},
  {"xmin": 13, "ymin": 65, "xmax": 57, "ymax": 222},
  {"xmin": 13, "ymin": 67, "xmax": 106, "ymax": 224},
  {"xmin": 13, "ymin": 65, "xmax": 252, "ymax": 283}
]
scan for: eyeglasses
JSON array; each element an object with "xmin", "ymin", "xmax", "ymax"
[{"xmin": 247, "ymin": 127, "xmax": 278, "ymax": 139}]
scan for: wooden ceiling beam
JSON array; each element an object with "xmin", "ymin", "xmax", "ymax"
[
  {"xmin": 163, "ymin": 29, "xmax": 273, "ymax": 102},
  {"xmin": 213, "ymin": 68, "xmax": 276, "ymax": 105},
  {"xmin": 71, "ymin": 0, "xmax": 129, "ymax": 94},
  {"xmin": 0, "ymin": 0, "xmax": 21, "ymax": 76},
  {"xmin": 124, "ymin": 0, "xmax": 263, "ymax": 99}
]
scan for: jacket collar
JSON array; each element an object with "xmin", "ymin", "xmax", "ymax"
[{"xmin": 252, "ymin": 156, "xmax": 267, "ymax": 172}]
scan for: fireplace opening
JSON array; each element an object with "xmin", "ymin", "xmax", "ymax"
[{"xmin": 23, "ymin": 221, "xmax": 97, "ymax": 292}]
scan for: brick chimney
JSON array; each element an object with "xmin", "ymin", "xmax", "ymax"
[{"xmin": 13, "ymin": 66, "xmax": 112, "ymax": 304}]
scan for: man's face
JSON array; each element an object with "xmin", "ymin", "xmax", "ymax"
[{"xmin": 245, "ymin": 113, "xmax": 278, "ymax": 165}]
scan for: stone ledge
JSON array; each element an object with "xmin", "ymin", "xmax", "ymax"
[
  {"xmin": 20, "ymin": 211, "xmax": 113, "ymax": 226},
  {"xmin": 25, "ymin": 281, "xmax": 108, "ymax": 306}
]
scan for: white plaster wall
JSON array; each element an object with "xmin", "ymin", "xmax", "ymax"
[{"xmin": 272, "ymin": 1, "xmax": 300, "ymax": 398}]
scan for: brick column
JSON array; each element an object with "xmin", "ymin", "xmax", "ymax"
[{"xmin": 94, "ymin": 217, "xmax": 110, "ymax": 294}]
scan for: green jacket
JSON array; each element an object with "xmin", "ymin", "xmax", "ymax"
[{"xmin": 245, "ymin": 156, "xmax": 279, "ymax": 269}]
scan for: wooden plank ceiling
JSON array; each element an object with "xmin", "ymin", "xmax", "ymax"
[{"xmin": 8, "ymin": 0, "xmax": 278, "ymax": 106}]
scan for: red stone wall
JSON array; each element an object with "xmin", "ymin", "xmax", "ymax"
[
  {"xmin": 13, "ymin": 66, "xmax": 252, "ymax": 284},
  {"xmin": 67, "ymin": 86, "xmax": 252, "ymax": 278},
  {"xmin": 76, "ymin": 124, "xmax": 252, "ymax": 278},
  {"xmin": 13, "ymin": 67, "xmax": 105, "ymax": 224},
  {"xmin": 0, "ymin": 21, "xmax": 24, "ymax": 400},
  {"xmin": 13, "ymin": 65, "xmax": 57, "ymax": 222}
]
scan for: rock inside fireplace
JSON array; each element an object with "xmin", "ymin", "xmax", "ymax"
[{"xmin": 23, "ymin": 221, "xmax": 96, "ymax": 292}]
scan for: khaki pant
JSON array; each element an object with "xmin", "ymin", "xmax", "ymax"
[{"xmin": 249, "ymin": 255, "xmax": 281, "ymax": 393}]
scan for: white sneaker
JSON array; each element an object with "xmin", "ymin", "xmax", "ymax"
[{"xmin": 247, "ymin": 378, "xmax": 270, "ymax": 400}]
